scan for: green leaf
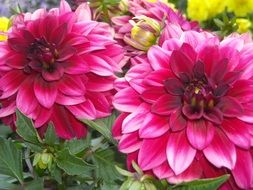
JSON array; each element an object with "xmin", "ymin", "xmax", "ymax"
[
  {"xmin": 172, "ymin": 174, "xmax": 230, "ymax": 190},
  {"xmin": 0, "ymin": 180, "xmax": 18, "ymax": 190},
  {"xmin": 16, "ymin": 110, "xmax": 41, "ymax": 144},
  {"xmin": 44, "ymin": 123, "xmax": 58, "ymax": 146},
  {"xmin": 56, "ymin": 149, "xmax": 94, "ymax": 176},
  {"xmin": 0, "ymin": 138, "xmax": 23, "ymax": 183},
  {"xmin": 93, "ymin": 149, "xmax": 122, "ymax": 184},
  {"xmin": 50, "ymin": 166, "xmax": 62, "ymax": 184},
  {"xmin": 24, "ymin": 142, "xmax": 43, "ymax": 152},
  {"xmin": 81, "ymin": 119, "xmax": 117, "ymax": 145},
  {"xmin": 25, "ymin": 178, "xmax": 44, "ymax": 190},
  {"xmin": 0, "ymin": 124, "xmax": 12, "ymax": 138},
  {"xmin": 64, "ymin": 138, "xmax": 89, "ymax": 155}
]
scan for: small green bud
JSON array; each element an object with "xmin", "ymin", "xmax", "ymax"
[{"xmin": 33, "ymin": 151, "xmax": 54, "ymax": 170}]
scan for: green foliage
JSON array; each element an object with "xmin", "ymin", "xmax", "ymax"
[
  {"xmin": 56, "ymin": 149, "xmax": 94, "ymax": 176},
  {"xmin": 0, "ymin": 138, "xmax": 23, "ymax": 183},
  {"xmin": 171, "ymin": 175, "xmax": 230, "ymax": 190},
  {"xmin": 44, "ymin": 123, "xmax": 59, "ymax": 146}
]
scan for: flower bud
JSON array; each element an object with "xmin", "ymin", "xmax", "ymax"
[
  {"xmin": 33, "ymin": 151, "xmax": 53, "ymax": 170},
  {"xmin": 124, "ymin": 16, "xmax": 161, "ymax": 51}
]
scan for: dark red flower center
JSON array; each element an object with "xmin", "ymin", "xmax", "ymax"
[{"xmin": 27, "ymin": 37, "xmax": 59, "ymax": 72}]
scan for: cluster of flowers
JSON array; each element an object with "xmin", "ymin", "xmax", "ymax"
[
  {"xmin": 0, "ymin": 0, "xmax": 252, "ymax": 189},
  {"xmin": 187, "ymin": 0, "xmax": 253, "ymax": 34}
]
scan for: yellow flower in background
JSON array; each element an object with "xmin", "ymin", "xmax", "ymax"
[
  {"xmin": 236, "ymin": 18, "xmax": 252, "ymax": 33},
  {"xmin": 0, "ymin": 17, "xmax": 10, "ymax": 41},
  {"xmin": 227, "ymin": 0, "xmax": 253, "ymax": 17},
  {"xmin": 187, "ymin": 0, "xmax": 209, "ymax": 21}
]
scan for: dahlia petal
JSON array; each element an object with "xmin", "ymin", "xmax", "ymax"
[
  {"xmin": 0, "ymin": 70, "xmax": 26, "ymax": 99},
  {"xmin": 127, "ymin": 151, "xmax": 139, "ymax": 171},
  {"xmin": 41, "ymin": 66, "xmax": 64, "ymax": 81},
  {"xmin": 34, "ymin": 77, "xmax": 58, "ymax": 109},
  {"xmin": 167, "ymin": 131, "xmax": 196, "ymax": 175},
  {"xmin": 138, "ymin": 133, "xmax": 169, "ymax": 170},
  {"xmin": 164, "ymin": 78, "xmax": 184, "ymax": 95},
  {"xmin": 122, "ymin": 104, "xmax": 149, "ymax": 133},
  {"xmin": 6, "ymin": 53, "xmax": 26, "ymax": 69},
  {"xmin": 58, "ymin": 75, "xmax": 85, "ymax": 96},
  {"xmin": 153, "ymin": 162, "xmax": 174, "ymax": 179},
  {"xmin": 141, "ymin": 87, "xmax": 166, "ymax": 104},
  {"xmin": 218, "ymin": 96, "xmax": 243, "ymax": 117},
  {"xmin": 203, "ymin": 108, "xmax": 223, "ymax": 125},
  {"xmin": 67, "ymin": 100, "xmax": 96, "ymax": 120},
  {"xmin": 182, "ymin": 104, "xmax": 203, "ymax": 120},
  {"xmin": 114, "ymin": 78, "xmax": 129, "ymax": 91},
  {"xmin": 8, "ymin": 38, "xmax": 28, "ymax": 52},
  {"xmin": 50, "ymin": 23, "xmax": 68, "ymax": 45},
  {"xmin": 0, "ymin": 102, "xmax": 15, "ymax": 117},
  {"xmin": 17, "ymin": 79, "xmax": 38, "ymax": 115},
  {"xmin": 86, "ymin": 74, "xmax": 115, "ymax": 92},
  {"xmin": 168, "ymin": 160, "xmax": 202, "ymax": 184},
  {"xmin": 187, "ymin": 120, "xmax": 215, "ymax": 150},
  {"xmin": 118, "ymin": 132, "xmax": 142, "ymax": 154},
  {"xmin": 34, "ymin": 106, "xmax": 52, "ymax": 128},
  {"xmin": 64, "ymin": 55, "xmax": 89, "ymax": 75},
  {"xmin": 152, "ymin": 94, "xmax": 181, "ymax": 116},
  {"xmin": 169, "ymin": 109, "xmax": 187, "ymax": 131},
  {"xmin": 232, "ymin": 149, "xmax": 253, "ymax": 189},
  {"xmin": 75, "ymin": 3, "xmax": 91, "ymax": 21},
  {"xmin": 143, "ymin": 69, "xmax": 173, "ymax": 87},
  {"xmin": 228, "ymin": 80, "xmax": 253, "ymax": 103},
  {"xmin": 56, "ymin": 92, "xmax": 85, "ymax": 106},
  {"xmin": 60, "ymin": 0, "xmax": 72, "ymax": 15},
  {"xmin": 210, "ymin": 58, "xmax": 228, "ymax": 84},
  {"xmin": 112, "ymin": 113, "xmax": 128, "ymax": 140},
  {"xmin": 222, "ymin": 119, "xmax": 250, "ymax": 149},
  {"xmin": 139, "ymin": 113, "xmax": 170, "ymax": 138},
  {"xmin": 113, "ymin": 87, "xmax": 142, "ymax": 112},
  {"xmin": 203, "ymin": 128, "xmax": 236, "ymax": 169},
  {"xmin": 148, "ymin": 45, "xmax": 170, "ymax": 70},
  {"xmin": 83, "ymin": 55, "xmax": 113, "ymax": 76},
  {"xmin": 170, "ymin": 50, "xmax": 194, "ymax": 78},
  {"xmin": 179, "ymin": 43, "xmax": 197, "ymax": 63},
  {"xmin": 86, "ymin": 92, "xmax": 111, "ymax": 118},
  {"xmin": 162, "ymin": 38, "xmax": 181, "ymax": 51},
  {"xmin": 180, "ymin": 31, "xmax": 206, "ymax": 48}
]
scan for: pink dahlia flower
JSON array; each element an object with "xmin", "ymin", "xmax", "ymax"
[
  {"xmin": 113, "ymin": 31, "xmax": 253, "ymax": 189},
  {"xmin": 112, "ymin": 0, "xmax": 199, "ymax": 53},
  {"xmin": 0, "ymin": 0, "xmax": 124, "ymax": 139}
]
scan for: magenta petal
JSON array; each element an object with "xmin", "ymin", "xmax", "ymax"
[
  {"xmin": 153, "ymin": 162, "xmax": 174, "ymax": 179},
  {"xmin": 119, "ymin": 132, "xmax": 142, "ymax": 154},
  {"xmin": 56, "ymin": 92, "xmax": 85, "ymax": 106},
  {"xmin": 42, "ymin": 66, "xmax": 64, "ymax": 81},
  {"xmin": 138, "ymin": 134, "xmax": 169, "ymax": 170},
  {"xmin": 141, "ymin": 86, "xmax": 166, "ymax": 104},
  {"xmin": 222, "ymin": 118, "xmax": 250, "ymax": 149},
  {"xmin": 168, "ymin": 160, "xmax": 202, "ymax": 184},
  {"xmin": 34, "ymin": 106, "xmax": 52, "ymax": 127},
  {"xmin": 182, "ymin": 104, "xmax": 203, "ymax": 120},
  {"xmin": 167, "ymin": 131, "xmax": 196, "ymax": 175},
  {"xmin": 187, "ymin": 120, "xmax": 215, "ymax": 150},
  {"xmin": 232, "ymin": 149, "xmax": 253, "ymax": 189},
  {"xmin": 164, "ymin": 78, "xmax": 184, "ymax": 95},
  {"xmin": 151, "ymin": 94, "xmax": 181, "ymax": 116},
  {"xmin": 218, "ymin": 96, "xmax": 244, "ymax": 117},
  {"xmin": 0, "ymin": 102, "xmax": 15, "ymax": 117},
  {"xmin": 86, "ymin": 74, "xmax": 115, "ymax": 92},
  {"xmin": 122, "ymin": 103, "xmax": 149, "ymax": 133},
  {"xmin": 17, "ymin": 79, "xmax": 38, "ymax": 115},
  {"xmin": 67, "ymin": 100, "xmax": 96, "ymax": 120},
  {"xmin": 203, "ymin": 128, "xmax": 236, "ymax": 169},
  {"xmin": 143, "ymin": 69, "xmax": 173, "ymax": 87},
  {"xmin": 64, "ymin": 55, "xmax": 89, "ymax": 75},
  {"xmin": 6, "ymin": 53, "xmax": 26, "ymax": 69},
  {"xmin": 58, "ymin": 75, "xmax": 85, "ymax": 96},
  {"xmin": 75, "ymin": 3, "xmax": 91, "ymax": 21},
  {"xmin": 0, "ymin": 70, "xmax": 26, "ymax": 99},
  {"xmin": 59, "ymin": 0, "xmax": 72, "ymax": 15},
  {"xmin": 148, "ymin": 45, "xmax": 170, "ymax": 70},
  {"xmin": 139, "ymin": 113, "xmax": 170, "ymax": 138},
  {"xmin": 83, "ymin": 55, "xmax": 113, "ymax": 76},
  {"xmin": 170, "ymin": 50, "xmax": 194, "ymax": 78},
  {"xmin": 34, "ymin": 77, "xmax": 58, "ymax": 109},
  {"xmin": 112, "ymin": 113, "xmax": 128, "ymax": 140},
  {"xmin": 169, "ymin": 109, "xmax": 187, "ymax": 132},
  {"xmin": 203, "ymin": 108, "xmax": 223, "ymax": 125},
  {"xmin": 113, "ymin": 87, "xmax": 142, "ymax": 112}
]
